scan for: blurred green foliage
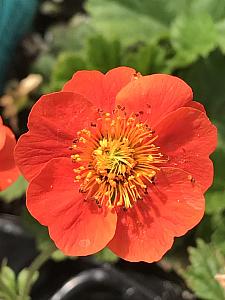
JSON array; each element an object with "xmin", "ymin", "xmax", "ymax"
[
  {"xmin": 185, "ymin": 239, "xmax": 225, "ymax": 300},
  {"xmin": 94, "ymin": 247, "xmax": 119, "ymax": 263},
  {"xmin": 0, "ymin": 260, "xmax": 38, "ymax": 300},
  {"xmin": 2, "ymin": 0, "xmax": 225, "ymax": 298},
  {"xmin": 0, "ymin": 176, "xmax": 28, "ymax": 203}
]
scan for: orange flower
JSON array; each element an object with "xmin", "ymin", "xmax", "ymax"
[
  {"xmin": 15, "ymin": 67, "xmax": 217, "ymax": 262},
  {"xmin": 0, "ymin": 116, "xmax": 19, "ymax": 190}
]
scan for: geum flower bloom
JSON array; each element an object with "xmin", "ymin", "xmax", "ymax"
[
  {"xmin": 15, "ymin": 67, "xmax": 217, "ymax": 262},
  {"xmin": 0, "ymin": 116, "xmax": 19, "ymax": 190}
]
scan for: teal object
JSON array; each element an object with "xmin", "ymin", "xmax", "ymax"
[{"xmin": 0, "ymin": 0, "xmax": 39, "ymax": 93}]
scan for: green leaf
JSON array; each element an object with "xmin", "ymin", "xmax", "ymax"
[
  {"xmin": 87, "ymin": 35, "xmax": 121, "ymax": 72},
  {"xmin": 170, "ymin": 13, "xmax": 218, "ymax": 67},
  {"xmin": 17, "ymin": 268, "xmax": 39, "ymax": 298},
  {"xmin": 185, "ymin": 239, "xmax": 225, "ymax": 300},
  {"xmin": 0, "ymin": 292, "xmax": 10, "ymax": 300},
  {"xmin": 0, "ymin": 176, "xmax": 28, "ymax": 203},
  {"xmin": 178, "ymin": 50, "xmax": 225, "ymax": 121},
  {"xmin": 216, "ymin": 20, "xmax": 225, "ymax": 54},
  {"xmin": 0, "ymin": 263, "xmax": 17, "ymax": 300},
  {"xmin": 211, "ymin": 216, "xmax": 225, "ymax": 256},
  {"xmin": 206, "ymin": 191, "xmax": 225, "ymax": 215},
  {"xmin": 86, "ymin": 0, "xmax": 225, "ymax": 50},
  {"xmin": 48, "ymin": 15, "xmax": 95, "ymax": 54},
  {"xmin": 190, "ymin": 0, "xmax": 225, "ymax": 22},
  {"xmin": 122, "ymin": 42, "xmax": 169, "ymax": 75},
  {"xmin": 94, "ymin": 248, "xmax": 119, "ymax": 263},
  {"xmin": 86, "ymin": 0, "xmax": 170, "ymax": 46},
  {"xmin": 0, "ymin": 265, "xmax": 16, "ymax": 293}
]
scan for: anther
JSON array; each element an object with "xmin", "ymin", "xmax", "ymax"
[
  {"xmin": 148, "ymin": 155, "xmax": 154, "ymax": 161},
  {"xmin": 188, "ymin": 175, "xmax": 195, "ymax": 183},
  {"xmin": 79, "ymin": 137, "xmax": 87, "ymax": 143},
  {"xmin": 71, "ymin": 110, "xmax": 165, "ymax": 209}
]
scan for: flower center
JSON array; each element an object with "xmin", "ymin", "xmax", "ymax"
[{"xmin": 71, "ymin": 109, "xmax": 166, "ymax": 209}]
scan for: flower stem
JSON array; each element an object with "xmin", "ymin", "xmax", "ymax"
[{"xmin": 19, "ymin": 243, "xmax": 57, "ymax": 300}]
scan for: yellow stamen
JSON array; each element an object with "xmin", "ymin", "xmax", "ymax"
[{"xmin": 70, "ymin": 110, "xmax": 167, "ymax": 209}]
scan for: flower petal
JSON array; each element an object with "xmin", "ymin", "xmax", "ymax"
[
  {"xmin": 27, "ymin": 158, "xmax": 117, "ymax": 256},
  {"xmin": 185, "ymin": 101, "xmax": 206, "ymax": 113},
  {"xmin": 0, "ymin": 123, "xmax": 6, "ymax": 150},
  {"xmin": 108, "ymin": 167, "xmax": 204, "ymax": 262},
  {"xmin": 15, "ymin": 92, "xmax": 97, "ymax": 181},
  {"xmin": 116, "ymin": 74, "xmax": 193, "ymax": 127},
  {"xmin": 0, "ymin": 127, "xmax": 20, "ymax": 190},
  {"xmin": 27, "ymin": 92, "xmax": 97, "ymax": 133},
  {"xmin": 63, "ymin": 66, "xmax": 137, "ymax": 112},
  {"xmin": 154, "ymin": 107, "xmax": 217, "ymax": 192}
]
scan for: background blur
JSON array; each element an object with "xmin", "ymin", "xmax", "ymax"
[{"xmin": 0, "ymin": 0, "xmax": 225, "ymax": 299}]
